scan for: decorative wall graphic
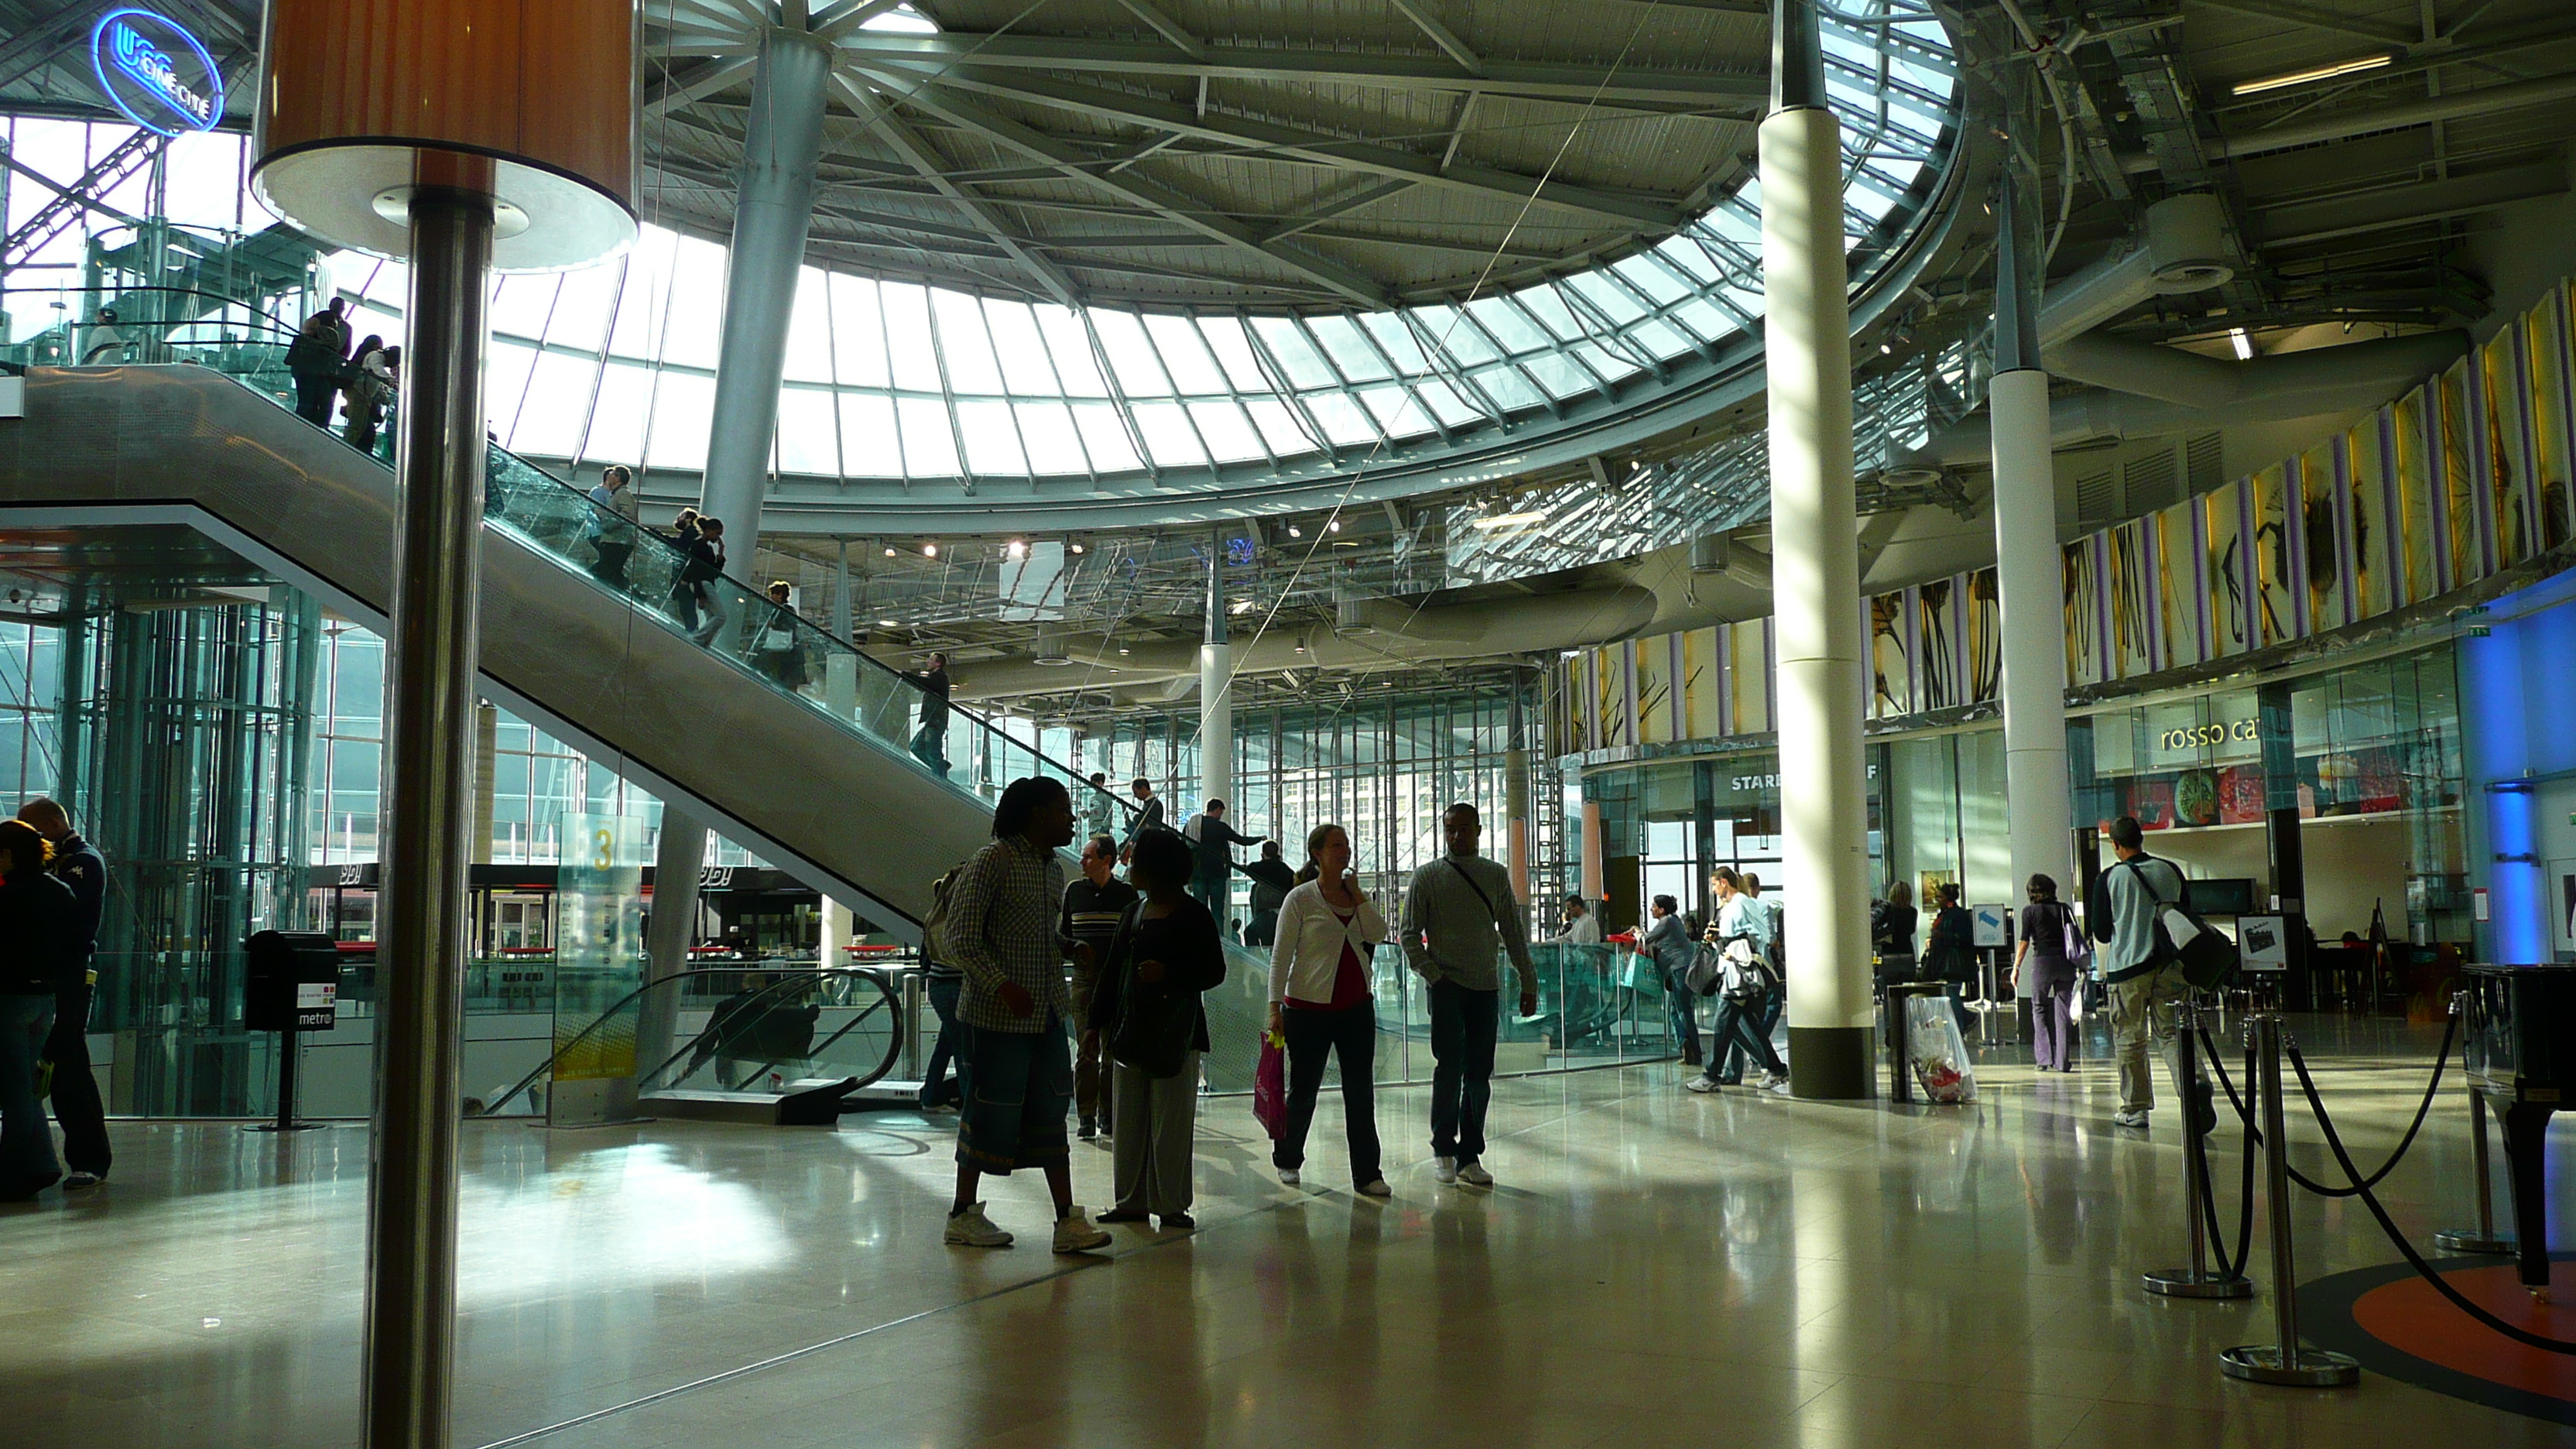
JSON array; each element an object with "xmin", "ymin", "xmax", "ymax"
[
  {"xmin": 2206, "ymin": 478, "xmax": 2252, "ymax": 656},
  {"xmin": 2482, "ymin": 327, "xmax": 2537, "ymax": 567},
  {"xmin": 1635, "ymin": 636, "xmax": 1672, "ymax": 745},
  {"xmin": 1683, "ymin": 628, "xmax": 1723, "ymax": 738},
  {"xmin": 2156, "ymin": 500, "xmax": 2206, "ymax": 670},
  {"xmin": 2439, "ymin": 360, "xmax": 2484, "ymax": 584},
  {"xmin": 2111, "ymin": 519, "xmax": 2155, "ymax": 677},
  {"xmin": 1869, "ymin": 591, "xmax": 1910, "ymax": 717},
  {"xmin": 2393, "ymin": 391, "xmax": 2441, "ymax": 601},
  {"xmin": 2301, "ymin": 444, "xmax": 2348, "ymax": 634},
  {"xmin": 2064, "ymin": 537, "xmax": 2105, "ymax": 686},
  {"xmin": 1966, "ymin": 567, "xmax": 2002, "ymax": 702},
  {"xmin": 2252, "ymin": 463, "xmax": 2297, "ymax": 646},
  {"xmin": 1918, "ymin": 577, "xmax": 1959, "ymax": 711},
  {"xmin": 2525, "ymin": 287, "xmax": 2574, "ymax": 553},
  {"xmin": 2348, "ymin": 417, "xmax": 2394, "ymax": 619}
]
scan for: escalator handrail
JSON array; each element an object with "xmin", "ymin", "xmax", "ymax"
[
  {"xmin": 479, "ymin": 963, "xmax": 906, "ymax": 1117},
  {"xmin": 643, "ymin": 972, "xmax": 904, "ymax": 1099}
]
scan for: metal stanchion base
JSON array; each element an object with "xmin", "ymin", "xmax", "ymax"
[
  {"xmin": 2432, "ymin": 1228, "xmax": 2516, "ymax": 1255},
  {"xmin": 2218, "ymin": 1345, "xmax": 2361, "ymax": 1386},
  {"xmin": 2143, "ymin": 1268, "xmax": 2255, "ymax": 1298}
]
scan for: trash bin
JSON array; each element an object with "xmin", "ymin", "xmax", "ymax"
[{"xmin": 1884, "ymin": 980, "xmax": 1951, "ymax": 1105}]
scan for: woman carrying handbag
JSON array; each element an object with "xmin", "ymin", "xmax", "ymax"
[
  {"xmin": 1264, "ymin": 823, "xmax": 1392, "ymax": 1197},
  {"xmin": 1089, "ymin": 829, "xmax": 1227, "ymax": 1231}
]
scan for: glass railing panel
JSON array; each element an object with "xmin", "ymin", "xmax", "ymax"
[{"xmin": 640, "ymin": 966, "xmax": 903, "ymax": 1097}]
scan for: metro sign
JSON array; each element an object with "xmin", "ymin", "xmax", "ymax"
[{"xmin": 91, "ymin": 9, "xmax": 222, "ymax": 135}]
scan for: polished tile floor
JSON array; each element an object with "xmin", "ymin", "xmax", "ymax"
[{"xmin": 2, "ymin": 1012, "xmax": 2566, "ymax": 1447}]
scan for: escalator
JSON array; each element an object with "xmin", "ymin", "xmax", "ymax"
[{"xmin": 0, "ymin": 362, "xmax": 1118, "ymax": 936}]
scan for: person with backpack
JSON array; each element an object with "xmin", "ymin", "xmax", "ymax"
[
  {"xmin": 1085, "ymin": 827, "xmax": 1225, "ymax": 1231},
  {"xmin": 1687, "ymin": 867, "xmax": 1790, "ymax": 1094},
  {"xmin": 680, "ymin": 518, "xmax": 728, "ymax": 646},
  {"xmin": 1398, "ymin": 802, "xmax": 1536, "ymax": 1188},
  {"xmin": 917, "ymin": 864, "xmax": 968, "ymax": 1114},
  {"xmin": 585, "ymin": 465, "xmax": 638, "ymax": 590},
  {"xmin": 286, "ymin": 298, "xmax": 351, "ymax": 425},
  {"xmin": 935, "ymin": 776, "xmax": 1111, "ymax": 1254},
  {"xmin": 2014, "ymin": 874, "xmax": 2084, "ymax": 1072},
  {"xmin": 2085, "ymin": 816, "xmax": 2188, "ymax": 1129},
  {"xmin": 1180, "ymin": 798, "xmax": 1265, "ymax": 910}
]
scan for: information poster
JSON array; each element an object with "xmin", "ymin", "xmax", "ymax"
[{"xmin": 551, "ymin": 811, "xmax": 646, "ymax": 1125}]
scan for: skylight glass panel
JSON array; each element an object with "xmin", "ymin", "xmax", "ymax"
[
  {"xmin": 931, "ymin": 289, "xmax": 1005, "ymax": 395},
  {"xmin": 1464, "ymin": 296, "xmax": 1548, "ymax": 355},
  {"xmin": 1130, "ymin": 401, "xmax": 1208, "ymax": 467},
  {"xmin": 879, "ymin": 283, "xmax": 941, "ymax": 393},
  {"xmin": 827, "ymin": 273, "xmax": 889, "ymax": 389},
  {"xmin": 605, "ymin": 228, "xmax": 677, "ymax": 360},
  {"xmin": 1358, "ymin": 313, "xmax": 1430, "ymax": 375},
  {"xmin": 776, "ymin": 388, "xmax": 839, "ymax": 476},
  {"xmin": 1406, "ymin": 306, "xmax": 1491, "ymax": 367},
  {"xmin": 896, "ymin": 396, "xmax": 961, "ymax": 476},
  {"xmin": 513, "ymin": 354, "xmax": 595, "ymax": 458},
  {"xmin": 485, "ymin": 340, "xmax": 538, "ymax": 443},
  {"xmin": 1670, "ymin": 297, "xmax": 1739, "ymax": 343},
  {"xmin": 1564, "ymin": 274, "xmax": 1647, "ymax": 327},
  {"xmin": 1655, "ymin": 235, "xmax": 1722, "ymax": 284},
  {"xmin": 1304, "ymin": 316, "xmax": 1390, "ymax": 382},
  {"xmin": 1034, "ymin": 306, "xmax": 1111, "ymax": 397},
  {"xmin": 1015, "ymin": 402, "xmax": 1090, "ymax": 474},
  {"xmin": 1358, "ymin": 385, "xmax": 1436, "ymax": 439},
  {"xmin": 955, "ymin": 399, "xmax": 1027, "ymax": 474},
  {"xmin": 783, "ymin": 267, "xmax": 834, "ymax": 383},
  {"xmin": 1412, "ymin": 377, "xmax": 1481, "ymax": 429},
  {"xmin": 1089, "ymin": 310, "xmax": 1173, "ymax": 396},
  {"xmin": 1142, "ymin": 314, "xmax": 1228, "ymax": 395},
  {"xmin": 985, "ymin": 301, "xmax": 1061, "ymax": 396},
  {"xmin": 837, "ymin": 393, "xmax": 899, "ymax": 476},
  {"xmin": 1468, "ymin": 363, "xmax": 1545, "ymax": 413},
  {"xmin": 659, "ymin": 237, "xmax": 728, "ymax": 368},
  {"xmin": 1303, "ymin": 391, "xmax": 1379, "ymax": 447},
  {"xmin": 1245, "ymin": 399, "xmax": 1319, "ymax": 458},
  {"xmin": 1519, "ymin": 351, "xmax": 1598, "ymax": 401},
  {"xmin": 584, "ymin": 362, "xmax": 652, "ymax": 463},
  {"xmin": 1072, "ymin": 403, "xmax": 1144, "ymax": 472},
  {"xmin": 1247, "ymin": 317, "xmax": 1336, "ymax": 389},
  {"xmin": 646, "ymin": 372, "xmax": 715, "ymax": 471},
  {"xmin": 1611, "ymin": 254, "xmax": 1692, "ymax": 308},
  {"xmin": 1194, "ymin": 317, "xmax": 1274, "ymax": 393},
  {"xmin": 546, "ymin": 262, "xmax": 620, "ymax": 352},
  {"xmin": 1187, "ymin": 401, "xmax": 1266, "ymax": 463},
  {"xmin": 1630, "ymin": 317, "xmax": 1695, "ymax": 361},
  {"xmin": 1511, "ymin": 287, "xmax": 1587, "ymax": 344},
  {"xmin": 1571, "ymin": 341, "xmax": 1640, "ymax": 383},
  {"xmin": 490, "ymin": 276, "xmax": 555, "ymax": 342}
]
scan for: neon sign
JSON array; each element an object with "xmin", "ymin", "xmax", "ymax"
[{"xmin": 91, "ymin": 9, "xmax": 222, "ymax": 136}]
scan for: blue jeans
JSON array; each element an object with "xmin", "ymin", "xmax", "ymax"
[
  {"xmin": 1, "ymin": 994, "xmax": 60, "ymax": 1193},
  {"xmin": 1717, "ymin": 993, "xmax": 1783, "ymax": 1081},
  {"xmin": 1428, "ymin": 981, "xmax": 1498, "ymax": 1163},
  {"xmin": 1663, "ymin": 972, "xmax": 1701, "ymax": 1058},
  {"xmin": 920, "ymin": 975, "xmax": 963, "ymax": 1108},
  {"xmin": 1702, "ymin": 993, "xmax": 1785, "ymax": 1084}
]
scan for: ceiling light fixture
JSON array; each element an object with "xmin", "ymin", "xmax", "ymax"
[
  {"xmin": 1471, "ymin": 512, "xmax": 1548, "ymax": 529},
  {"xmin": 922, "ymin": 542, "xmax": 938, "ymax": 557},
  {"xmin": 877, "ymin": 618, "xmax": 898, "ymax": 628},
  {"xmin": 2229, "ymin": 327, "xmax": 2255, "ymax": 361},
  {"xmin": 1069, "ymin": 542, "xmax": 1085, "ymax": 555},
  {"xmin": 1005, "ymin": 540, "xmax": 1027, "ymax": 560},
  {"xmin": 1287, "ymin": 524, "xmax": 1303, "ymax": 538},
  {"xmin": 2231, "ymin": 53, "xmax": 2392, "ymax": 95},
  {"xmin": 882, "ymin": 546, "xmax": 897, "ymax": 558},
  {"xmin": 1229, "ymin": 599, "xmax": 1255, "ymax": 615},
  {"xmin": 1327, "ymin": 519, "xmax": 1341, "ymax": 533}
]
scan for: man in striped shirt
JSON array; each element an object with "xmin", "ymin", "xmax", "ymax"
[
  {"xmin": 1059, "ymin": 833, "xmax": 1136, "ymax": 1140},
  {"xmin": 940, "ymin": 776, "xmax": 1112, "ymax": 1254}
]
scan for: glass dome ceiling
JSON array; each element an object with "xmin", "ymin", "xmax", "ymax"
[{"xmin": 317, "ymin": 2, "xmax": 1959, "ymax": 519}]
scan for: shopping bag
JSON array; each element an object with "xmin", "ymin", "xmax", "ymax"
[
  {"xmin": 1252, "ymin": 1031, "xmax": 1288, "ymax": 1140},
  {"xmin": 1619, "ymin": 950, "xmax": 1661, "ymax": 992},
  {"xmin": 1903, "ymin": 995, "xmax": 1978, "ymax": 1104}
]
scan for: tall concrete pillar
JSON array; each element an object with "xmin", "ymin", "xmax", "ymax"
[
  {"xmin": 1989, "ymin": 173, "xmax": 2074, "ymax": 950},
  {"xmin": 1200, "ymin": 531, "xmax": 1233, "ymax": 808},
  {"xmin": 651, "ymin": 24, "xmax": 831, "ymax": 992},
  {"xmin": 1762, "ymin": 0, "xmax": 1875, "ymax": 1098}
]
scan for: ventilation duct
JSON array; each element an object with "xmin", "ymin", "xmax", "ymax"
[{"xmin": 2035, "ymin": 194, "xmax": 2235, "ymax": 347}]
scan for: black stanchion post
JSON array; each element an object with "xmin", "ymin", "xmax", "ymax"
[
  {"xmin": 2145, "ymin": 998, "xmax": 2252, "ymax": 1299},
  {"xmin": 2436, "ymin": 991, "xmax": 2515, "ymax": 1256},
  {"xmin": 2220, "ymin": 1012, "xmax": 2359, "ymax": 1387}
]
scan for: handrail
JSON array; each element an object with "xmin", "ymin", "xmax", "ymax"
[
  {"xmin": 638, "ymin": 970, "xmax": 903, "ymax": 1097},
  {"xmin": 478, "ymin": 964, "xmax": 902, "ymax": 1116}
]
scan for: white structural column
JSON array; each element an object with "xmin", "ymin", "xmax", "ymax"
[
  {"xmin": 1989, "ymin": 177, "xmax": 2073, "ymax": 959},
  {"xmin": 645, "ymin": 24, "xmax": 833, "ymax": 1035},
  {"xmin": 1200, "ymin": 531, "xmax": 1233, "ymax": 808},
  {"xmin": 1762, "ymin": 0, "xmax": 1875, "ymax": 1098}
]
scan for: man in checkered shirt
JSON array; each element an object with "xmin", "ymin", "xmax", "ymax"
[{"xmin": 940, "ymin": 775, "xmax": 1112, "ymax": 1255}]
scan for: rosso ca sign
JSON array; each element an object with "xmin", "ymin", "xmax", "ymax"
[
  {"xmin": 2158, "ymin": 719, "xmax": 2259, "ymax": 752},
  {"xmin": 91, "ymin": 9, "xmax": 222, "ymax": 136}
]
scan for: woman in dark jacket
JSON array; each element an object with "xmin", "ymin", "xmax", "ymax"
[
  {"xmin": 2015, "ymin": 874, "xmax": 2081, "ymax": 1071},
  {"xmin": 0, "ymin": 818, "xmax": 73, "ymax": 1199},
  {"xmin": 1925, "ymin": 882, "xmax": 1977, "ymax": 1032},
  {"xmin": 1088, "ymin": 827, "xmax": 1225, "ymax": 1231},
  {"xmin": 1872, "ymin": 879, "xmax": 1919, "ymax": 990}
]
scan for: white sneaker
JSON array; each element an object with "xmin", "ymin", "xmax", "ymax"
[
  {"xmin": 1053, "ymin": 1208, "xmax": 1112, "ymax": 1254},
  {"xmin": 1684, "ymin": 1076, "xmax": 1721, "ymax": 1094},
  {"xmin": 1356, "ymin": 1178, "xmax": 1392, "ymax": 1197},
  {"xmin": 1458, "ymin": 1162, "xmax": 1494, "ymax": 1187},
  {"xmin": 1432, "ymin": 1156, "xmax": 1459, "ymax": 1184},
  {"xmin": 2112, "ymin": 1109, "xmax": 2150, "ymax": 1129},
  {"xmin": 1278, "ymin": 1167, "xmax": 1300, "ymax": 1187},
  {"xmin": 1759, "ymin": 1071, "xmax": 1793, "ymax": 1096},
  {"xmin": 944, "ymin": 1203, "xmax": 1012, "ymax": 1248}
]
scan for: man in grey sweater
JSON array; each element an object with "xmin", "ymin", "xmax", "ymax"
[
  {"xmin": 2088, "ymin": 815, "xmax": 2188, "ymax": 1130},
  {"xmin": 1400, "ymin": 802, "xmax": 1536, "ymax": 1187}
]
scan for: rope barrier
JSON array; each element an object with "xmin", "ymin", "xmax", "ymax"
[
  {"xmin": 2282, "ymin": 1041, "xmax": 2576, "ymax": 1355},
  {"xmin": 2197, "ymin": 1014, "xmax": 2457, "ymax": 1200}
]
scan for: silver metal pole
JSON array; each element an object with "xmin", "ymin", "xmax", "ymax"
[
  {"xmin": 363, "ymin": 188, "xmax": 495, "ymax": 1449},
  {"xmin": 2220, "ymin": 1013, "xmax": 2359, "ymax": 1386},
  {"xmin": 2145, "ymin": 999, "xmax": 2252, "ymax": 1298}
]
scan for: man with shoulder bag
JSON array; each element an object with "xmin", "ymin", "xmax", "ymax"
[
  {"xmin": 1399, "ymin": 803, "xmax": 1536, "ymax": 1188},
  {"xmin": 2085, "ymin": 816, "xmax": 2203, "ymax": 1132}
]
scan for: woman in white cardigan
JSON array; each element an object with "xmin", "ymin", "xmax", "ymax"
[{"xmin": 1265, "ymin": 823, "xmax": 1391, "ymax": 1195}]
